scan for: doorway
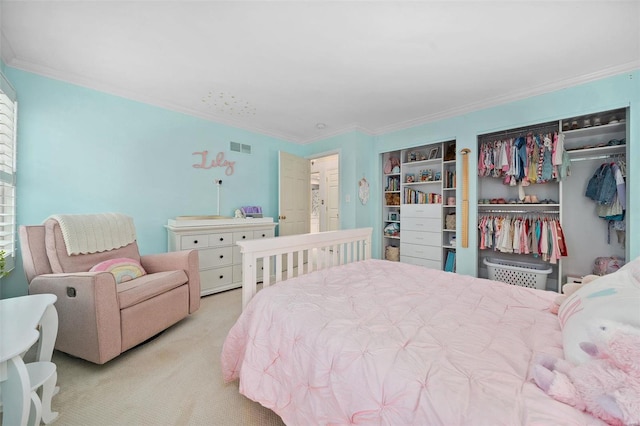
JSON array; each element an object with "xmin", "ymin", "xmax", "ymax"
[{"xmin": 309, "ymin": 154, "xmax": 339, "ymax": 234}]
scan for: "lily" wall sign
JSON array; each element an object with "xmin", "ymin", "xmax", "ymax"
[{"xmin": 192, "ymin": 151, "xmax": 236, "ymax": 176}]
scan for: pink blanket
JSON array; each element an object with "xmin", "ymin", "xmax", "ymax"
[{"xmin": 222, "ymin": 259, "xmax": 603, "ymax": 425}]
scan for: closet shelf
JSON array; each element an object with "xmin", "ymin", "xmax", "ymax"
[
  {"xmin": 567, "ymin": 144, "xmax": 625, "ymax": 158},
  {"xmin": 404, "ymin": 180, "xmax": 442, "ymax": 186},
  {"xmin": 402, "ymin": 158, "xmax": 441, "ymax": 167},
  {"xmin": 562, "ymin": 121, "xmax": 625, "ymax": 138},
  {"xmin": 478, "ymin": 203, "xmax": 560, "ymax": 207}
]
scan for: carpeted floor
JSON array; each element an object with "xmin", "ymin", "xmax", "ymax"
[{"xmin": 48, "ymin": 288, "xmax": 285, "ymax": 425}]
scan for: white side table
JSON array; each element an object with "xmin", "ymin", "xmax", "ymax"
[{"xmin": 0, "ymin": 294, "xmax": 58, "ymax": 426}]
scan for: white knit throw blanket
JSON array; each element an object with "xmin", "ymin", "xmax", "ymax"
[{"xmin": 48, "ymin": 213, "xmax": 137, "ymax": 256}]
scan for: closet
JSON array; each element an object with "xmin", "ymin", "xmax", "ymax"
[
  {"xmin": 561, "ymin": 108, "xmax": 627, "ymax": 279},
  {"xmin": 381, "ymin": 140, "xmax": 457, "ymax": 271},
  {"xmin": 476, "ymin": 108, "xmax": 628, "ymax": 292}
]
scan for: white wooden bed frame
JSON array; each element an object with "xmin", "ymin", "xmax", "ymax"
[{"xmin": 236, "ymin": 227, "xmax": 372, "ymax": 309}]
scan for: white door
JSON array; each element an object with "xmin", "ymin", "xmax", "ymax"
[
  {"xmin": 279, "ymin": 151, "xmax": 310, "ymax": 237},
  {"xmin": 326, "ymin": 167, "xmax": 340, "ymax": 231}
]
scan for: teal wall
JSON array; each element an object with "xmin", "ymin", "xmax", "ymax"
[
  {"xmin": 301, "ymin": 130, "xmax": 377, "ymax": 236},
  {"xmin": 2, "ymin": 67, "xmax": 638, "ymax": 297},
  {"xmin": 1, "ymin": 68, "xmax": 304, "ymax": 297}
]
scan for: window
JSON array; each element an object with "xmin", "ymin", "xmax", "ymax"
[{"xmin": 0, "ymin": 72, "xmax": 17, "ymax": 275}]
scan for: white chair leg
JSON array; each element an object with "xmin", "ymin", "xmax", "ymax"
[
  {"xmin": 39, "ymin": 368, "xmax": 58, "ymax": 424},
  {"xmin": 1, "ymin": 356, "xmax": 31, "ymax": 425},
  {"xmin": 26, "ymin": 361, "xmax": 58, "ymax": 425},
  {"xmin": 27, "ymin": 391, "xmax": 42, "ymax": 426}
]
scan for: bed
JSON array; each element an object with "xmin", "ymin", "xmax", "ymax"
[{"xmin": 221, "ymin": 228, "xmax": 609, "ymax": 425}]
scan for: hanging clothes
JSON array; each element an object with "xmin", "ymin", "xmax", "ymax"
[
  {"xmin": 478, "ymin": 213, "xmax": 567, "ymax": 263},
  {"xmin": 477, "ymin": 131, "xmax": 568, "ymax": 185},
  {"xmin": 585, "ymin": 157, "xmax": 626, "ymax": 246}
]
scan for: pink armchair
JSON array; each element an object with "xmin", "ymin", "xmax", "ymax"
[{"xmin": 19, "ymin": 216, "xmax": 200, "ymax": 364}]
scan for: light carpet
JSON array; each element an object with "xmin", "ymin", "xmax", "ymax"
[{"xmin": 49, "ymin": 288, "xmax": 285, "ymax": 425}]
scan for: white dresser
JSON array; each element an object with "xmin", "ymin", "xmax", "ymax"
[
  {"xmin": 166, "ymin": 217, "xmax": 277, "ymax": 296},
  {"xmin": 400, "ymin": 204, "xmax": 442, "ymax": 269}
]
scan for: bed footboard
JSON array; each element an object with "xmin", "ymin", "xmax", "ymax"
[{"xmin": 236, "ymin": 227, "xmax": 372, "ymax": 309}]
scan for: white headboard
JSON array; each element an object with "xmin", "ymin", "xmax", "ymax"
[{"xmin": 236, "ymin": 227, "xmax": 373, "ymax": 309}]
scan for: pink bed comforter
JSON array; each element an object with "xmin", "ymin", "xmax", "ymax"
[{"xmin": 221, "ymin": 259, "xmax": 603, "ymax": 425}]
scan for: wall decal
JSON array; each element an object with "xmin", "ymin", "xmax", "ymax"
[
  {"xmin": 358, "ymin": 176, "xmax": 369, "ymax": 205},
  {"xmin": 192, "ymin": 151, "xmax": 236, "ymax": 175}
]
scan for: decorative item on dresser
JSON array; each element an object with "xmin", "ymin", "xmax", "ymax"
[{"xmin": 166, "ymin": 216, "xmax": 277, "ymax": 296}]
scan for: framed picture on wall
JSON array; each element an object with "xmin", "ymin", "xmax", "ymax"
[{"xmin": 428, "ymin": 147, "xmax": 439, "ymax": 160}]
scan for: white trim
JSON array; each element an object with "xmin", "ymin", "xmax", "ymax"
[
  {"xmin": 5, "ymin": 58, "xmax": 302, "ymax": 143},
  {"xmin": 0, "ymin": 31, "xmax": 17, "ymax": 67},
  {"xmin": 373, "ymin": 62, "xmax": 640, "ymax": 136},
  {"xmin": 5, "ymin": 57, "xmax": 639, "ymax": 145}
]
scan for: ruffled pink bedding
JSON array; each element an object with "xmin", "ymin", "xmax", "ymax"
[{"xmin": 221, "ymin": 259, "xmax": 603, "ymax": 425}]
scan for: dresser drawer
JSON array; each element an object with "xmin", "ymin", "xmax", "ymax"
[
  {"xmin": 180, "ymin": 234, "xmax": 210, "ymax": 249},
  {"xmin": 198, "ymin": 247, "xmax": 233, "ymax": 268},
  {"xmin": 208, "ymin": 232, "xmax": 233, "ymax": 247},
  {"xmin": 401, "ymin": 256, "xmax": 441, "ymax": 270},
  {"xmin": 233, "ymin": 260, "xmax": 265, "ymax": 283},
  {"xmin": 402, "ymin": 230, "xmax": 441, "ymax": 246},
  {"xmin": 400, "ymin": 242, "xmax": 441, "ymax": 261},
  {"xmin": 253, "ymin": 229, "xmax": 275, "ymax": 239},
  {"xmin": 402, "ymin": 217, "xmax": 441, "ymax": 232},
  {"xmin": 233, "ymin": 231, "xmax": 253, "ymax": 244},
  {"xmin": 401, "ymin": 203, "xmax": 441, "ymax": 218},
  {"xmin": 200, "ymin": 266, "xmax": 233, "ymax": 292}
]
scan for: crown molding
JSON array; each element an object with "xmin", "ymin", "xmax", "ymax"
[
  {"xmin": 0, "ymin": 31, "xmax": 16, "ymax": 66},
  {"xmin": 6, "ymin": 56, "xmax": 639, "ymax": 145},
  {"xmin": 372, "ymin": 61, "xmax": 640, "ymax": 136},
  {"xmin": 5, "ymin": 57, "xmax": 304, "ymax": 143},
  {"xmin": 299, "ymin": 124, "xmax": 374, "ymax": 145}
]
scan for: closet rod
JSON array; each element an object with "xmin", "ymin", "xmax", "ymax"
[
  {"xmin": 570, "ymin": 153, "xmax": 626, "ymax": 162},
  {"xmin": 480, "ymin": 122, "xmax": 558, "ymax": 142},
  {"xmin": 479, "ymin": 210, "xmax": 559, "ymax": 214}
]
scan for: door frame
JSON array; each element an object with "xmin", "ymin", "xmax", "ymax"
[{"xmin": 307, "ymin": 150, "xmax": 341, "ymax": 232}]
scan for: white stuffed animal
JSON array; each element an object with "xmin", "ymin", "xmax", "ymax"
[{"xmin": 532, "ymin": 319, "xmax": 640, "ymax": 426}]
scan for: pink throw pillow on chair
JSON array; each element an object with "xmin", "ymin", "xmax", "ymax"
[{"xmin": 90, "ymin": 257, "xmax": 147, "ymax": 284}]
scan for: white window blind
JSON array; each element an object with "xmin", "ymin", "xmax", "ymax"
[{"xmin": 0, "ymin": 72, "xmax": 17, "ymax": 274}]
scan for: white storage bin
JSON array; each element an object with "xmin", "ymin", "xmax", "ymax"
[{"xmin": 483, "ymin": 257, "xmax": 552, "ymax": 290}]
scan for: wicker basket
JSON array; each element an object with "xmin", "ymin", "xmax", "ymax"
[
  {"xmin": 385, "ymin": 245, "xmax": 400, "ymax": 262},
  {"xmin": 483, "ymin": 257, "xmax": 552, "ymax": 290}
]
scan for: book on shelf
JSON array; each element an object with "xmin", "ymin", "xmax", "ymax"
[
  {"xmin": 444, "ymin": 170, "xmax": 456, "ymax": 188},
  {"xmin": 403, "ymin": 188, "xmax": 442, "ymax": 204},
  {"xmin": 444, "ymin": 251, "xmax": 456, "ymax": 272},
  {"xmin": 385, "ymin": 175, "xmax": 400, "ymax": 191}
]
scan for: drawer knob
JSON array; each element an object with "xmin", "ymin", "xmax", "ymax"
[
  {"xmin": 219, "ymin": 237, "xmax": 224, "ymax": 241},
  {"xmin": 219, "ymin": 255, "xmax": 224, "ymax": 259},
  {"xmin": 193, "ymin": 240, "xmax": 198, "ymax": 244},
  {"xmin": 261, "ymin": 234, "xmax": 266, "ymax": 237},
  {"xmin": 242, "ymin": 235, "xmax": 246, "ymax": 239},
  {"xmin": 219, "ymin": 275, "xmax": 224, "ymax": 279}
]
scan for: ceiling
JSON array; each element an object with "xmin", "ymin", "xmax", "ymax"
[{"xmin": 1, "ymin": 1, "xmax": 639, "ymax": 144}]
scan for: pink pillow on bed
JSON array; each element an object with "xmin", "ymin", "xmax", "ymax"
[{"xmin": 90, "ymin": 257, "xmax": 147, "ymax": 284}]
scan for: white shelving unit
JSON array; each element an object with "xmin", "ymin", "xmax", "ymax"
[{"xmin": 381, "ymin": 140, "xmax": 456, "ymax": 270}]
